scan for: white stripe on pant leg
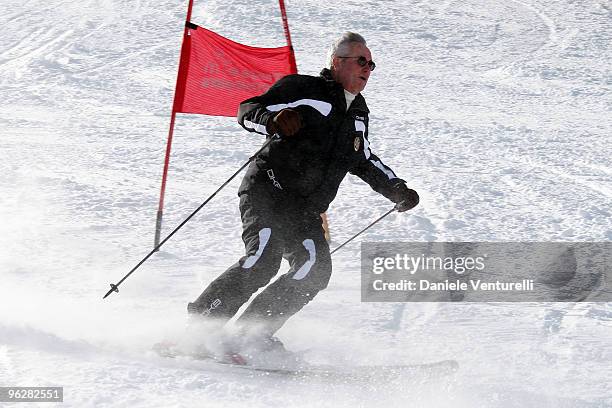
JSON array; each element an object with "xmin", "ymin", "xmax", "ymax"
[
  {"xmin": 241, "ymin": 228, "xmax": 272, "ymax": 269},
  {"xmin": 292, "ymin": 239, "xmax": 316, "ymax": 280}
]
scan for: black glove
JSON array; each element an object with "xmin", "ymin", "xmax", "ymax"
[
  {"xmin": 390, "ymin": 182, "xmax": 419, "ymax": 212},
  {"xmin": 267, "ymin": 109, "xmax": 302, "ymax": 137}
]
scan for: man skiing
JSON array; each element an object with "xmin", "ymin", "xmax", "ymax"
[{"xmin": 187, "ymin": 32, "xmax": 419, "ymax": 354}]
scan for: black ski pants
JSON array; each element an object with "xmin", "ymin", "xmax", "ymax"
[{"xmin": 188, "ymin": 187, "xmax": 332, "ymax": 336}]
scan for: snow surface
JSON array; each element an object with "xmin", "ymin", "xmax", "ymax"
[{"xmin": 1, "ymin": 0, "xmax": 611, "ymax": 406}]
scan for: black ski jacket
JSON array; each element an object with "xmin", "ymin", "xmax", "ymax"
[{"xmin": 237, "ymin": 68, "xmax": 404, "ymax": 214}]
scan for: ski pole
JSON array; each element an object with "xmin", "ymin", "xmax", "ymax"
[
  {"xmin": 103, "ymin": 134, "xmax": 280, "ymax": 300},
  {"xmin": 330, "ymin": 205, "xmax": 399, "ymax": 255}
]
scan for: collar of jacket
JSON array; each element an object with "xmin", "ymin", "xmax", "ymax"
[{"xmin": 319, "ymin": 68, "xmax": 370, "ymax": 114}]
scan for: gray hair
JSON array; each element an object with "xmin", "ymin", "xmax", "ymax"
[{"xmin": 327, "ymin": 32, "xmax": 367, "ymax": 68}]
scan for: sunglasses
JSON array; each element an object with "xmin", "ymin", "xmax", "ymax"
[{"xmin": 337, "ymin": 56, "xmax": 376, "ymax": 71}]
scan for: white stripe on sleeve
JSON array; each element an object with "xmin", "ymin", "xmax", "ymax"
[
  {"xmin": 244, "ymin": 119, "xmax": 268, "ymax": 135},
  {"xmin": 267, "ymin": 99, "xmax": 332, "ymax": 117},
  {"xmin": 370, "ymin": 159, "xmax": 397, "ymax": 180}
]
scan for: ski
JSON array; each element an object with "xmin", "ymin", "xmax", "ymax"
[
  {"xmin": 152, "ymin": 341, "xmax": 458, "ymax": 379},
  {"xmin": 227, "ymin": 359, "xmax": 459, "ymax": 380}
]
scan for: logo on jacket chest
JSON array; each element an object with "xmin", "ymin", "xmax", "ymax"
[{"xmin": 353, "ymin": 136, "xmax": 361, "ymax": 151}]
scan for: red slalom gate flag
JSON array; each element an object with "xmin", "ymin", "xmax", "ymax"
[{"xmin": 173, "ymin": 23, "xmax": 298, "ymax": 117}]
